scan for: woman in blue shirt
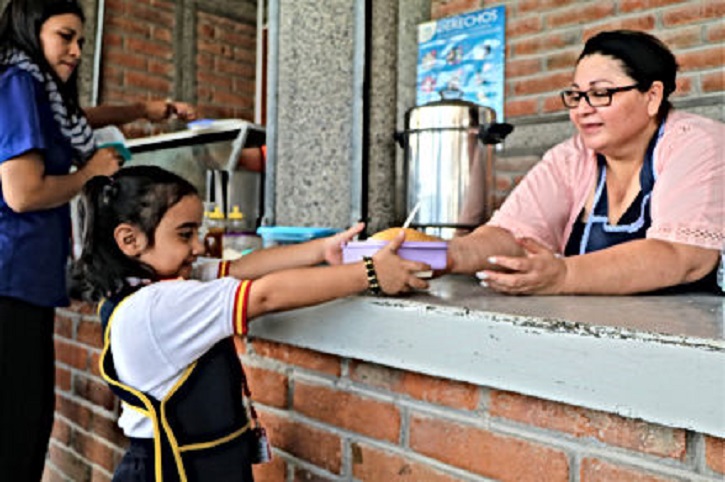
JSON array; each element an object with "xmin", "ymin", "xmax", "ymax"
[{"xmin": 0, "ymin": 0, "xmax": 195, "ymax": 479}]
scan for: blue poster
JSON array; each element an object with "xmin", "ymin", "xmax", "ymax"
[{"xmin": 417, "ymin": 6, "xmax": 506, "ymax": 120}]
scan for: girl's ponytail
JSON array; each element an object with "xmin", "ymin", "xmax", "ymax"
[
  {"xmin": 80, "ymin": 175, "xmax": 110, "ymax": 255},
  {"xmin": 79, "ymin": 175, "xmax": 141, "ymax": 299}
]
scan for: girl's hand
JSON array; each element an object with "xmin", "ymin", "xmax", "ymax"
[
  {"xmin": 372, "ymin": 230, "xmax": 431, "ymax": 295},
  {"xmin": 143, "ymin": 100, "xmax": 197, "ymax": 122},
  {"xmin": 83, "ymin": 147, "xmax": 122, "ymax": 179},
  {"xmin": 323, "ymin": 222, "xmax": 365, "ymax": 265},
  {"xmin": 475, "ymin": 237, "xmax": 567, "ymax": 295}
]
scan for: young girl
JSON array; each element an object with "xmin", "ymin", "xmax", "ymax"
[
  {"xmin": 79, "ymin": 165, "xmax": 429, "ymax": 482},
  {"xmin": 0, "ymin": 0, "xmax": 195, "ymax": 477}
]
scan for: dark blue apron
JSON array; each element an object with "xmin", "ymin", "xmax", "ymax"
[
  {"xmin": 98, "ymin": 293, "xmax": 256, "ymax": 482},
  {"xmin": 564, "ymin": 123, "xmax": 720, "ymax": 294}
]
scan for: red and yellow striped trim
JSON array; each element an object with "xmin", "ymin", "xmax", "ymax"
[
  {"xmin": 217, "ymin": 261, "xmax": 231, "ymax": 278},
  {"xmin": 232, "ymin": 280, "xmax": 252, "ymax": 336}
]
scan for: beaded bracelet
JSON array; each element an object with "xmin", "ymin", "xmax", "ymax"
[{"xmin": 362, "ymin": 256, "xmax": 382, "ymax": 295}]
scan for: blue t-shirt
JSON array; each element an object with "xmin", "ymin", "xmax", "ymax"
[{"xmin": 0, "ymin": 66, "xmax": 76, "ymax": 307}]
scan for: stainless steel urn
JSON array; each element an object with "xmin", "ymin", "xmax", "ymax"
[{"xmin": 396, "ymin": 98, "xmax": 513, "ymax": 238}]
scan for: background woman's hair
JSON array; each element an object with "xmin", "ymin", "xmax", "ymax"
[
  {"xmin": 79, "ymin": 165, "xmax": 198, "ymax": 300},
  {"xmin": 0, "ymin": 0, "xmax": 86, "ymax": 111},
  {"xmin": 578, "ymin": 29, "xmax": 678, "ymax": 119}
]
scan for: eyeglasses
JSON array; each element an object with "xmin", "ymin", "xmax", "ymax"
[{"xmin": 560, "ymin": 84, "xmax": 639, "ymax": 108}]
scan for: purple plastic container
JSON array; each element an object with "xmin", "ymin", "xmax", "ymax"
[{"xmin": 342, "ymin": 241, "xmax": 448, "ymax": 269}]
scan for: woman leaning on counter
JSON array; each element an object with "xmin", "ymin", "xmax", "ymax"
[
  {"xmin": 0, "ymin": 0, "xmax": 195, "ymax": 479},
  {"xmin": 447, "ymin": 30, "xmax": 724, "ymax": 295}
]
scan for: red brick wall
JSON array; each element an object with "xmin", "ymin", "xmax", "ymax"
[
  {"xmin": 44, "ymin": 304, "xmax": 125, "ymax": 482},
  {"xmin": 429, "ymin": 0, "xmax": 725, "ymax": 206},
  {"xmin": 45, "ymin": 304, "xmax": 725, "ymax": 481},
  {"xmin": 431, "ymin": 0, "xmax": 723, "ymax": 114},
  {"xmin": 101, "ymin": 0, "xmax": 176, "ymax": 139},
  {"xmin": 196, "ymin": 11, "xmax": 257, "ymax": 121},
  {"xmin": 97, "ymin": 0, "xmax": 257, "ymax": 138},
  {"xmin": 244, "ymin": 338, "xmax": 724, "ymax": 482}
]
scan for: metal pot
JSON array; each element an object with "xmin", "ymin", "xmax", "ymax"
[{"xmin": 395, "ymin": 96, "xmax": 513, "ymax": 238}]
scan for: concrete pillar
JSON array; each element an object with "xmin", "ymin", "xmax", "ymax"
[
  {"xmin": 268, "ymin": 0, "xmax": 361, "ymax": 227},
  {"xmin": 266, "ymin": 0, "xmax": 431, "ymax": 232}
]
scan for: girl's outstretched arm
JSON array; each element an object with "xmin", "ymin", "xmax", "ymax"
[
  {"xmin": 245, "ymin": 230, "xmax": 430, "ymax": 319},
  {"xmin": 228, "ymin": 223, "xmax": 365, "ymax": 280}
]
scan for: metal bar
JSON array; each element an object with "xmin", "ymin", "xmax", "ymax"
[
  {"xmin": 262, "ymin": 0, "xmax": 280, "ymax": 226},
  {"xmin": 350, "ymin": 0, "xmax": 368, "ymax": 228},
  {"xmin": 90, "ymin": 0, "xmax": 105, "ymax": 106}
]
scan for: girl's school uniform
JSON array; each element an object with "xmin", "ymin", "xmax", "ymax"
[{"xmin": 99, "ymin": 261, "xmax": 257, "ymax": 482}]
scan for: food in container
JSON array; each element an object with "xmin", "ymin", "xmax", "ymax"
[
  {"xmin": 342, "ymin": 227, "xmax": 448, "ymax": 270},
  {"xmin": 369, "ymin": 227, "xmax": 442, "ymax": 242}
]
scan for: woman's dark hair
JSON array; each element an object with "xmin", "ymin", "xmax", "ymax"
[
  {"xmin": 578, "ymin": 30, "xmax": 678, "ymax": 119},
  {"xmin": 0, "ymin": 0, "xmax": 86, "ymax": 111},
  {"xmin": 79, "ymin": 166, "xmax": 199, "ymax": 300}
]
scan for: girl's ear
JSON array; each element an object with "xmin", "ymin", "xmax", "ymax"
[{"xmin": 114, "ymin": 223, "xmax": 147, "ymax": 257}]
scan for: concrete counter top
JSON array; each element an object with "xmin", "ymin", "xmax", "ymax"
[
  {"xmin": 249, "ymin": 275, "xmax": 725, "ymax": 438},
  {"xmin": 423, "ymin": 275, "xmax": 724, "ymax": 341}
]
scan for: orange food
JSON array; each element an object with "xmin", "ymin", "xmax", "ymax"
[{"xmin": 369, "ymin": 227, "xmax": 442, "ymax": 242}]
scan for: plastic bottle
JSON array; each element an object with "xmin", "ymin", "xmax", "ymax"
[
  {"xmin": 222, "ymin": 205, "xmax": 262, "ymax": 260},
  {"xmin": 203, "ymin": 205, "xmax": 226, "ymax": 258},
  {"xmin": 226, "ymin": 205, "xmax": 247, "ymax": 234}
]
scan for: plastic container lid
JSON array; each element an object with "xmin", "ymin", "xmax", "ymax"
[
  {"xmin": 256, "ymin": 226, "xmax": 341, "ymax": 243},
  {"xmin": 206, "ymin": 205, "xmax": 225, "ymax": 220}
]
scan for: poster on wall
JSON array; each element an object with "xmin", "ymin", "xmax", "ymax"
[{"xmin": 416, "ymin": 6, "xmax": 506, "ymax": 120}]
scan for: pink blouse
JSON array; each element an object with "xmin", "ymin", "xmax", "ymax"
[{"xmin": 488, "ymin": 111, "xmax": 725, "ymax": 252}]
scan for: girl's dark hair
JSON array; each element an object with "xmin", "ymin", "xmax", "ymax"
[
  {"xmin": 0, "ymin": 0, "xmax": 86, "ymax": 111},
  {"xmin": 578, "ymin": 30, "xmax": 678, "ymax": 119},
  {"xmin": 79, "ymin": 166, "xmax": 198, "ymax": 300}
]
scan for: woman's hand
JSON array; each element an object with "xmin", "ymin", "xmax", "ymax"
[
  {"xmin": 323, "ymin": 222, "xmax": 365, "ymax": 265},
  {"xmin": 82, "ymin": 147, "xmax": 122, "ymax": 180},
  {"xmin": 143, "ymin": 100, "xmax": 197, "ymax": 122},
  {"xmin": 476, "ymin": 237, "xmax": 567, "ymax": 295},
  {"xmin": 372, "ymin": 230, "xmax": 431, "ymax": 295}
]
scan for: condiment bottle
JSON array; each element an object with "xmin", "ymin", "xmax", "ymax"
[
  {"xmin": 227, "ymin": 205, "xmax": 247, "ymax": 234},
  {"xmin": 222, "ymin": 205, "xmax": 262, "ymax": 260},
  {"xmin": 203, "ymin": 205, "xmax": 226, "ymax": 258}
]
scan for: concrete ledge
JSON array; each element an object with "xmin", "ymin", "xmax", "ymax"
[{"xmin": 250, "ymin": 276, "xmax": 725, "ymax": 438}]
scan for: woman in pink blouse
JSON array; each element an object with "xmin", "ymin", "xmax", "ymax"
[{"xmin": 447, "ymin": 30, "xmax": 724, "ymax": 295}]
